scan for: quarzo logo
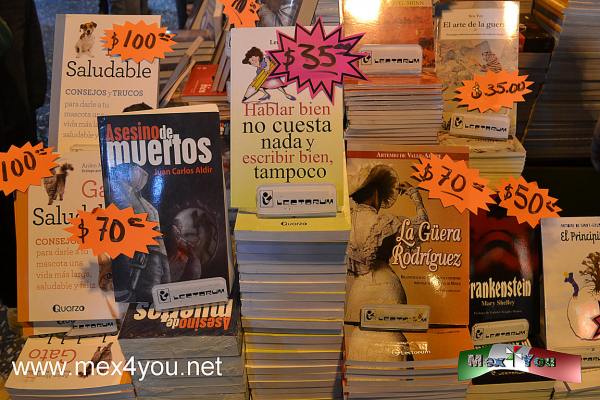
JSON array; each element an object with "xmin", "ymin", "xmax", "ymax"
[{"xmin": 53, "ymin": 304, "xmax": 85, "ymax": 313}]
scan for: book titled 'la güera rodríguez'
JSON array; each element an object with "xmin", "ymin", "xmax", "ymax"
[{"xmin": 97, "ymin": 105, "xmax": 233, "ymax": 303}]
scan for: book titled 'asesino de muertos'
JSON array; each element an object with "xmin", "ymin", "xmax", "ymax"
[{"xmin": 97, "ymin": 105, "xmax": 233, "ymax": 304}]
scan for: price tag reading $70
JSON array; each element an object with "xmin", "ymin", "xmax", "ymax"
[{"xmin": 65, "ymin": 204, "xmax": 162, "ymax": 258}]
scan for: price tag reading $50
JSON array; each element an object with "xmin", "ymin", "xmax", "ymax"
[{"xmin": 65, "ymin": 204, "xmax": 161, "ymax": 258}]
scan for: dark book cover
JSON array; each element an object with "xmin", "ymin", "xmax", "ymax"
[
  {"xmin": 118, "ymin": 296, "xmax": 240, "ymax": 339},
  {"xmin": 98, "ymin": 106, "xmax": 231, "ymax": 303},
  {"xmin": 470, "ymin": 199, "xmax": 541, "ymax": 335},
  {"xmin": 519, "ymin": 14, "xmax": 555, "ymax": 53}
]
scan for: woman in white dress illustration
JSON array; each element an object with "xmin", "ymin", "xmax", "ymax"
[{"xmin": 346, "ymin": 164, "xmax": 428, "ymax": 362}]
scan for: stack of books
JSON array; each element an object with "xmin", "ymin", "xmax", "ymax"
[
  {"xmin": 181, "ymin": 64, "xmax": 230, "ymax": 120},
  {"xmin": 465, "ymin": 340, "xmax": 554, "ymax": 400},
  {"xmin": 554, "ymin": 368, "xmax": 600, "ymax": 399},
  {"xmin": 160, "ymin": 30, "xmax": 216, "ymax": 84},
  {"xmin": 6, "ymin": 336, "xmax": 135, "ymax": 400},
  {"xmin": 525, "ymin": 0, "xmax": 600, "ymax": 158},
  {"xmin": 343, "ymin": 144, "xmax": 472, "ymax": 399},
  {"xmin": 541, "ymin": 217, "xmax": 600, "ymax": 399},
  {"xmin": 439, "ymin": 133, "xmax": 526, "ymax": 189},
  {"xmin": 313, "ymin": 0, "xmax": 340, "ymax": 25},
  {"xmin": 344, "ymin": 327, "xmax": 471, "ymax": 400},
  {"xmin": 517, "ymin": 14, "xmax": 555, "ymax": 139},
  {"xmin": 467, "ymin": 372, "xmax": 554, "ymax": 400},
  {"xmin": 344, "ymin": 74, "xmax": 443, "ymax": 145},
  {"xmin": 234, "ymin": 212, "xmax": 351, "ymax": 400},
  {"xmin": 118, "ymin": 300, "xmax": 247, "ymax": 400}
]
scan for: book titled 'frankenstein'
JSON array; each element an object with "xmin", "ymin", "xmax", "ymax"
[
  {"xmin": 470, "ymin": 201, "xmax": 541, "ymax": 335},
  {"xmin": 97, "ymin": 105, "xmax": 233, "ymax": 303}
]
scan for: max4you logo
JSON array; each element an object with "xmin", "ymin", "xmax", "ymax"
[{"xmin": 458, "ymin": 344, "xmax": 582, "ymax": 382}]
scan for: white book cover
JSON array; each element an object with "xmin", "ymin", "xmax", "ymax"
[
  {"xmin": 49, "ymin": 14, "xmax": 160, "ymax": 152},
  {"xmin": 542, "ymin": 217, "xmax": 600, "ymax": 352},
  {"xmin": 16, "ymin": 151, "xmax": 120, "ymax": 322},
  {"xmin": 6, "ymin": 336, "xmax": 131, "ymax": 395}
]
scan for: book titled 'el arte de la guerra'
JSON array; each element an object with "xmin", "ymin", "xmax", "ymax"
[{"xmin": 97, "ymin": 105, "xmax": 233, "ymax": 304}]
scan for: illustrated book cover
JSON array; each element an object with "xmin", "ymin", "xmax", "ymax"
[
  {"xmin": 229, "ymin": 26, "xmax": 345, "ymax": 211},
  {"xmin": 435, "ymin": 1, "xmax": 519, "ymax": 136},
  {"xmin": 470, "ymin": 200, "xmax": 541, "ymax": 335},
  {"xmin": 541, "ymin": 217, "xmax": 600, "ymax": 353},
  {"xmin": 97, "ymin": 105, "xmax": 232, "ymax": 303},
  {"xmin": 15, "ymin": 151, "xmax": 120, "ymax": 322},
  {"xmin": 49, "ymin": 14, "xmax": 160, "ymax": 152},
  {"xmin": 341, "ymin": 0, "xmax": 435, "ymax": 68},
  {"xmin": 345, "ymin": 143, "xmax": 470, "ymax": 326}
]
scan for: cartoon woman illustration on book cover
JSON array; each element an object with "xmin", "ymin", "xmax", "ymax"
[{"xmin": 241, "ymin": 46, "xmax": 296, "ymax": 102}]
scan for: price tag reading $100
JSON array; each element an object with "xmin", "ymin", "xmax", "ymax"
[
  {"xmin": 65, "ymin": 204, "xmax": 162, "ymax": 259},
  {"xmin": 101, "ymin": 20, "xmax": 176, "ymax": 63}
]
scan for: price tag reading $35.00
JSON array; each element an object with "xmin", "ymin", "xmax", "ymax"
[{"xmin": 65, "ymin": 204, "xmax": 161, "ymax": 258}]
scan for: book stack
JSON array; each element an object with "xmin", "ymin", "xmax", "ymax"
[
  {"xmin": 119, "ymin": 300, "xmax": 248, "ymax": 400},
  {"xmin": 234, "ymin": 211, "xmax": 351, "ymax": 400},
  {"xmin": 313, "ymin": 0, "xmax": 340, "ymax": 25},
  {"xmin": 344, "ymin": 327, "xmax": 472, "ymax": 400},
  {"xmin": 6, "ymin": 336, "xmax": 135, "ymax": 400},
  {"xmin": 524, "ymin": 0, "xmax": 600, "ymax": 158},
  {"xmin": 465, "ymin": 340, "xmax": 555, "ymax": 400},
  {"xmin": 517, "ymin": 14, "xmax": 555, "ymax": 139},
  {"xmin": 467, "ymin": 370, "xmax": 555, "ymax": 400},
  {"xmin": 344, "ymin": 74, "xmax": 443, "ymax": 145},
  {"xmin": 343, "ymin": 143, "xmax": 472, "ymax": 400},
  {"xmin": 554, "ymin": 368, "xmax": 600, "ymax": 399},
  {"xmin": 160, "ymin": 31, "xmax": 216, "ymax": 81},
  {"xmin": 181, "ymin": 64, "xmax": 230, "ymax": 120},
  {"xmin": 439, "ymin": 133, "xmax": 526, "ymax": 189}
]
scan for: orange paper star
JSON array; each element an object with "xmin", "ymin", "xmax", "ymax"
[
  {"xmin": 218, "ymin": 0, "xmax": 261, "ymax": 28},
  {"xmin": 65, "ymin": 204, "xmax": 162, "ymax": 259},
  {"xmin": 412, "ymin": 153, "xmax": 495, "ymax": 214},
  {"xmin": 101, "ymin": 20, "xmax": 175, "ymax": 63},
  {"xmin": 0, "ymin": 143, "xmax": 60, "ymax": 195},
  {"xmin": 498, "ymin": 176, "xmax": 561, "ymax": 228},
  {"xmin": 455, "ymin": 70, "xmax": 533, "ymax": 113}
]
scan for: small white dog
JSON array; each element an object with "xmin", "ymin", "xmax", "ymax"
[{"xmin": 75, "ymin": 21, "xmax": 97, "ymax": 58}]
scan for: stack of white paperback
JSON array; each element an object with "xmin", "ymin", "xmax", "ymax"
[
  {"xmin": 527, "ymin": 0, "xmax": 600, "ymax": 158},
  {"xmin": 118, "ymin": 299, "xmax": 247, "ymax": 400},
  {"xmin": 343, "ymin": 327, "xmax": 471, "ymax": 400},
  {"xmin": 344, "ymin": 73, "xmax": 443, "ymax": 144},
  {"xmin": 313, "ymin": 0, "xmax": 340, "ymax": 25},
  {"xmin": 465, "ymin": 341, "xmax": 555, "ymax": 400},
  {"xmin": 6, "ymin": 335, "xmax": 135, "ymax": 400},
  {"xmin": 439, "ymin": 133, "xmax": 526, "ymax": 189},
  {"xmin": 234, "ymin": 211, "xmax": 351, "ymax": 400},
  {"xmin": 554, "ymin": 368, "xmax": 600, "ymax": 399}
]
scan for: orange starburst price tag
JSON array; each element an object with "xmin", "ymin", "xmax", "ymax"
[
  {"xmin": 412, "ymin": 154, "xmax": 495, "ymax": 214},
  {"xmin": 101, "ymin": 20, "xmax": 175, "ymax": 63},
  {"xmin": 0, "ymin": 143, "xmax": 60, "ymax": 195},
  {"xmin": 65, "ymin": 204, "xmax": 162, "ymax": 259},
  {"xmin": 218, "ymin": 0, "xmax": 261, "ymax": 28},
  {"xmin": 498, "ymin": 176, "xmax": 561, "ymax": 227},
  {"xmin": 455, "ymin": 70, "xmax": 533, "ymax": 113}
]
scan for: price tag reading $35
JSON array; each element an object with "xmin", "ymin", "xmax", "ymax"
[
  {"xmin": 65, "ymin": 204, "xmax": 162, "ymax": 258},
  {"xmin": 268, "ymin": 18, "xmax": 367, "ymax": 103}
]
